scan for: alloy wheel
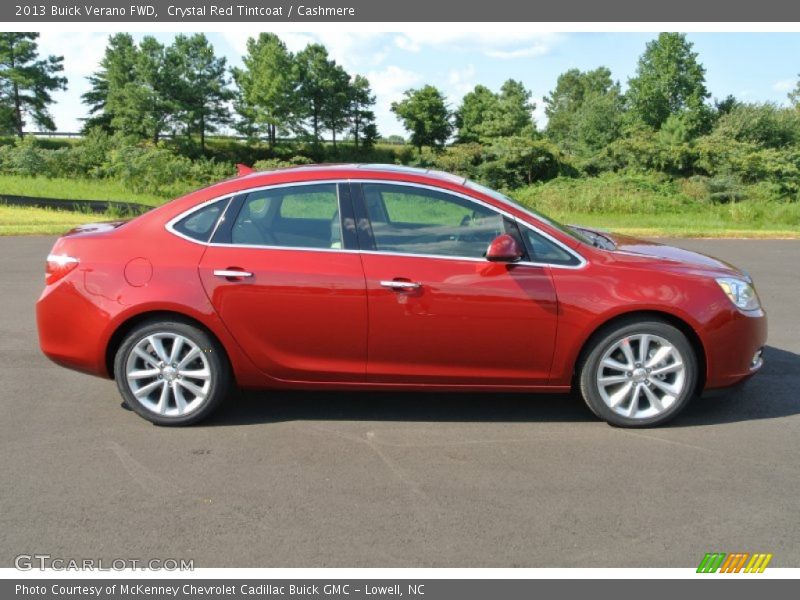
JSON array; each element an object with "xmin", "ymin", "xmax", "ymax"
[
  {"xmin": 124, "ymin": 332, "xmax": 212, "ymax": 417},
  {"xmin": 595, "ymin": 333, "xmax": 686, "ymax": 420}
]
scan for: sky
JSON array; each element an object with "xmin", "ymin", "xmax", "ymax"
[{"xmin": 32, "ymin": 31, "xmax": 800, "ymax": 138}]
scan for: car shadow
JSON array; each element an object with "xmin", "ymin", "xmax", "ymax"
[
  {"xmin": 203, "ymin": 345, "xmax": 800, "ymax": 428},
  {"xmin": 674, "ymin": 345, "xmax": 800, "ymax": 427}
]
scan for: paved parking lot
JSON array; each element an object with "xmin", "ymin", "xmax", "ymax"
[{"xmin": 0, "ymin": 236, "xmax": 798, "ymax": 567}]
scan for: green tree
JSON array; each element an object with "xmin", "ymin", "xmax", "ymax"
[
  {"xmin": 481, "ymin": 137, "xmax": 563, "ymax": 188},
  {"xmin": 714, "ymin": 94, "xmax": 740, "ymax": 118},
  {"xmin": 789, "ymin": 75, "xmax": 800, "ymax": 108},
  {"xmin": 489, "ymin": 79, "xmax": 535, "ymax": 137},
  {"xmin": 455, "ymin": 80, "xmax": 534, "ymax": 143},
  {"xmin": 232, "ymin": 33, "xmax": 296, "ymax": 146},
  {"xmin": 108, "ymin": 36, "xmax": 179, "ymax": 143},
  {"xmin": 81, "ymin": 33, "xmax": 138, "ymax": 133},
  {"xmin": 348, "ymin": 74, "xmax": 378, "ymax": 149},
  {"xmin": 626, "ymin": 33, "xmax": 710, "ymax": 132},
  {"xmin": 295, "ymin": 43, "xmax": 338, "ymax": 144},
  {"xmin": 712, "ymin": 102, "xmax": 800, "ymax": 149},
  {"xmin": 0, "ymin": 32, "xmax": 67, "ymax": 139},
  {"xmin": 544, "ymin": 67, "xmax": 623, "ymax": 154},
  {"xmin": 391, "ymin": 85, "xmax": 452, "ymax": 153},
  {"xmin": 455, "ymin": 85, "xmax": 498, "ymax": 143},
  {"xmin": 321, "ymin": 63, "xmax": 351, "ymax": 149},
  {"xmin": 171, "ymin": 33, "xmax": 232, "ymax": 154}
]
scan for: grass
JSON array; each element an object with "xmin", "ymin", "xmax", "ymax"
[
  {"xmin": 0, "ymin": 205, "xmax": 115, "ymax": 235},
  {"xmin": 0, "ymin": 174, "xmax": 167, "ymax": 206},
  {"xmin": 511, "ymin": 174, "xmax": 800, "ymax": 238},
  {"xmin": 545, "ymin": 211, "xmax": 800, "ymax": 238}
]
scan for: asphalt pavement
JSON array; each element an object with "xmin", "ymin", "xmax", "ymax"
[{"xmin": 1, "ymin": 236, "xmax": 798, "ymax": 567}]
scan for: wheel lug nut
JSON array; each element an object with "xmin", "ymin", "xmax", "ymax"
[{"xmin": 626, "ymin": 372, "xmax": 632, "ymax": 377}]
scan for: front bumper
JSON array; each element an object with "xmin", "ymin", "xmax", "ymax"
[{"xmin": 703, "ymin": 307, "xmax": 767, "ymax": 389}]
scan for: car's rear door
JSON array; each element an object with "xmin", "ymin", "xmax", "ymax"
[
  {"xmin": 352, "ymin": 181, "xmax": 560, "ymax": 386},
  {"xmin": 198, "ymin": 181, "xmax": 368, "ymax": 383}
]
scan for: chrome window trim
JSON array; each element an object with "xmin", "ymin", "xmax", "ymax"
[
  {"xmin": 350, "ymin": 179, "xmax": 587, "ymax": 270},
  {"xmin": 164, "ymin": 178, "xmax": 588, "ymax": 270},
  {"xmin": 166, "ymin": 196, "xmax": 233, "ymax": 245},
  {"xmin": 165, "ymin": 180, "xmax": 344, "ymax": 248}
]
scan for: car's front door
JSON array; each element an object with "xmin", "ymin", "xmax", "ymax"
[
  {"xmin": 198, "ymin": 182, "xmax": 368, "ymax": 383},
  {"xmin": 352, "ymin": 182, "xmax": 559, "ymax": 386}
]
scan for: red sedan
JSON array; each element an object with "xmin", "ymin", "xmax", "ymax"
[{"xmin": 36, "ymin": 165, "xmax": 766, "ymax": 427}]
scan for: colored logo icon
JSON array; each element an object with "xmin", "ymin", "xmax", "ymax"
[{"xmin": 697, "ymin": 553, "xmax": 773, "ymax": 573}]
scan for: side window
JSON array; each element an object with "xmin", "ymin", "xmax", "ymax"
[
  {"xmin": 524, "ymin": 227, "xmax": 580, "ymax": 266},
  {"xmin": 231, "ymin": 184, "xmax": 341, "ymax": 249},
  {"xmin": 172, "ymin": 198, "xmax": 227, "ymax": 242},
  {"xmin": 361, "ymin": 183, "xmax": 505, "ymax": 258}
]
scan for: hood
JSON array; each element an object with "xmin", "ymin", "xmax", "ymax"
[{"xmin": 575, "ymin": 226, "xmax": 748, "ymax": 280}]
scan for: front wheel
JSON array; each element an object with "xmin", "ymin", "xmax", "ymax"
[
  {"xmin": 578, "ymin": 320, "xmax": 697, "ymax": 427},
  {"xmin": 114, "ymin": 320, "xmax": 231, "ymax": 426}
]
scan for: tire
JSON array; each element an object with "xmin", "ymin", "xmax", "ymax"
[
  {"xmin": 114, "ymin": 319, "xmax": 231, "ymax": 426},
  {"xmin": 578, "ymin": 319, "xmax": 697, "ymax": 428}
]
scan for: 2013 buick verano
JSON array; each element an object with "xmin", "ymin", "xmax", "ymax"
[{"xmin": 36, "ymin": 164, "xmax": 767, "ymax": 427}]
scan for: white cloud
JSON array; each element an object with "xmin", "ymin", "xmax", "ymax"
[
  {"xmin": 532, "ymin": 98, "xmax": 548, "ymax": 130},
  {"xmin": 37, "ymin": 32, "xmax": 110, "ymax": 79},
  {"xmin": 772, "ymin": 79, "xmax": 795, "ymax": 92},
  {"xmin": 393, "ymin": 35, "xmax": 420, "ymax": 53},
  {"xmin": 393, "ymin": 31, "xmax": 564, "ymax": 60},
  {"xmin": 367, "ymin": 65, "xmax": 422, "ymax": 104},
  {"xmin": 34, "ymin": 32, "xmax": 111, "ymax": 131},
  {"xmin": 366, "ymin": 65, "xmax": 423, "ymax": 137},
  {"xmin": 221, "ymin": 31, "xmax": 387, "ymax": 71},
  {"xmin": 447, "ymin": 65, "xmax": 477, "ymax": 98},
  {"xmin": 485, "ymin": 43, "xmax": 554, "ymax": 60}
]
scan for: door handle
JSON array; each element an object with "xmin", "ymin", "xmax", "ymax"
[
  {"xmin": 213, "ymin": 269, "xmax": 253, "ymax": 279},
  {"xmin": 379, "ymin": 280, "xmax": 421, "ymax": 291}
]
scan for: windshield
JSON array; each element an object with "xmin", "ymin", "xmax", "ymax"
[{"xmin": 464, "ymin": 180, "xmax": 594, "ymax": 246}]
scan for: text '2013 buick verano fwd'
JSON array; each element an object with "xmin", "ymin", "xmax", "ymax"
[{"xmin": 36, "ymin": 164, "xmax": 767, "ymax": 427}]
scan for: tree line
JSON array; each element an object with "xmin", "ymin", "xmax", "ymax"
[
  {"xmin": 389, "ymin": 33, "xmax": 800, "ymax": 196},
  {"xmin": 391, "ymin": 33, "xmax": 749, "ymax": 153},
  {"xmin": 2, "ymin": 32, "xmax": 800, "ymax": 201},
  {"xmin": 1, "ymin": 32, "xmax": 378, "ymax": 153}
]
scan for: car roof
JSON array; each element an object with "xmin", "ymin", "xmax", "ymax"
[{"xmin": 236, "ymin": 163, "xmax": 467, "ymax": 186}]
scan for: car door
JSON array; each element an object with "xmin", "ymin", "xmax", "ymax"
[
  {"xmin": 198, "ymin": 182, "xmax": 368, "ymax": 383},
  {"xmin": 352, "ymin": 181, "xmax": 560, "ymax": 386}
]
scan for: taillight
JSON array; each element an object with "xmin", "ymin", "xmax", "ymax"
[{"xmin": 45, "ymin": 253, "xmax": 79, "ymax": 285}]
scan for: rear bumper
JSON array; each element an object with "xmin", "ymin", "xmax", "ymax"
[
  {"xmin": 36, "ymin": 276, "xmax": 111, "ymax": 377},
  {"xmin": 703, "ymin": 307, "xmax": 767, "ymax": 389}
]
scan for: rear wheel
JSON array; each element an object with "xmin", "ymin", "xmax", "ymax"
[
  {"xmin": 578, "ymin": 320, "xmax": 697, "ymax": 427},
  {"xmin": 114, "ymin": 320, "xmax": 231, "ymax": 425}
]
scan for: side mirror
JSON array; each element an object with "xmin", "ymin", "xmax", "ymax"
[{"xmin": 485, "ymin": 234, "xmax": 523, "ymax": 263}]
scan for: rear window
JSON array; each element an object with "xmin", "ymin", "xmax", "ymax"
[{"xmin": 172, "ymin": 199, "xmax": 228, "ymax": 242}]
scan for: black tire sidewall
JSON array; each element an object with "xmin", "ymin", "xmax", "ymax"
[
  {"xmin": 580, "ymin": 320, "xmax": 697, "ymax": 428},
  {"xmin": 114, "ymin": 320, "xmax": 230, "ymax": 426}
]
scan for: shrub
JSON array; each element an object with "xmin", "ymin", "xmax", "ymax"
[
  {"xmin": 479, "ymin": 137, "xmax": 568, "ymax": 189},
  {"xmin": 100, "ymin": 146, "xmax": 189, "ymax": 195},
  {"xmin": 0, "ymin": 137, "xmax": 43, "ymax": 177},
  {"xmin": 252, "ymin": 156, "xmax": 315, "ymax": 171},
  {"xmin": 431, "ymin": 143, "xmax": 485, "ymax": 180},
  {"xmin": 511, "ymin": 172, "xmax": 695, "ymax": 215}
]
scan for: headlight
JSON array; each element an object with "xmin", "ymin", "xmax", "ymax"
[{"xmin": 716, "ymin": 277, "xmax": 761, "ymax": 311}]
